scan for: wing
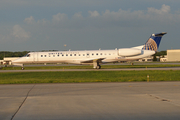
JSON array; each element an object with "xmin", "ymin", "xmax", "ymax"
[{"xmin": 80, "ymin": 58, "xmax": 105, "ymax": 63}]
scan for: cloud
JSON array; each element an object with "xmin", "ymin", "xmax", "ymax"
[
  {"xmin": 23, "ymin": 4, "xmax": 178, "ymax": 28},
  {"xmin": 2, "ymin": 4, "xmax": 180, "ymax": 51},
  {"xmin": 24, "ymin": 16, "xmax": 35, "ymax": 24},
  {"xmin": 72, "ymin": 12, "xmax": 83, "ymax": 19},
  {"xmin": 148, "ymin": 4, "xmax": 170, "ymax": 14},
  {"xmin": 20, "ymin": 4, "xmax": 179, "ymax": 45},
  {"xmin": 88, "ymin": 11, "xmax": 100, "ymax": 17},
  {"xmin": 12, "ymin": 25, "xmax": 30, "ymax": 40},
  {"xmin": 52, "ymin": 13, "xmax": 68, "ymax": 24},
  {"xmin": 37, "ymin": 19, "xmax": 48, "ymax": 25},
  {"xmin": 0, "ymin": 25, "xmax": 30, "ymax": 44}
]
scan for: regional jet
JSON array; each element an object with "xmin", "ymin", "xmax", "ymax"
[{"xmin": 12, "ymin": 32, "xmax": 167, "ymax": 69}]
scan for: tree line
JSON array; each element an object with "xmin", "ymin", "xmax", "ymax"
[
  {"xmin": 153, "ymin": 51, "xmax": 167, "ymax": 61},
  {"xmin": 0, "ymin": 51, "xmax": 29, "ymax": 60}
]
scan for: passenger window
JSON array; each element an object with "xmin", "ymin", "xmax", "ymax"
[
  {"xmin": 92, "ymin": 53, "xmax": 94, "ymax": 55},
  {"xmin": 74, "ymin": 54, "xmax": 76, "ymax": 56},
  {"xmin": 96, "ymin": 53, "xmax": 98, "ymax": 55},
  {"xmin": 70, "ymin": 54, "xmax": 72, "ymax": 56},
  {"xmin": 100, "ymin": 53, "xmax": 102, "ymax": 55},
  {"xmin": 62, "ymin": 54, "xmax": 64, "ymax": 56},
  {"xmin": 66, "ymin": 54, "xmax": 68, "ymax": 56},
  {"xmin": 41, "ymin": 55, "xmax": 43, "ymax": 57},
  {"xmin": 79, "ymin": 54, "xmax": 81, "ymax": 56},
  {"xmin": 45, "ymin": 55, "xmax": 46, "ymax": 57}
]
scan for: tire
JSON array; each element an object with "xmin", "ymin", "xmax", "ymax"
[{"xmin": 96, "ymin": 65, "xmax": 101, "ymax": 69}]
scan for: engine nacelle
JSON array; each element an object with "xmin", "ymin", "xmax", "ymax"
[{"xmin": 118, "ymin": 48, "xmax": 142, "ymax": 57}]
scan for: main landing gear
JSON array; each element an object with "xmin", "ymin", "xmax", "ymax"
[
  {"xmin": 96, "ymin": 65, "xmax": 101, "ymax": 69},
  {"xmin": 93, "ymin": 61, "xmax": 101, "ymax": 69},
  {"xmin": 93, "ymin": 65, "xmax": 101, "ymax": 69}
]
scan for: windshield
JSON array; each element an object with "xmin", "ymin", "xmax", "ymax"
[{"xmin": 24, "ymin": 54, "xmax": 31, "ymax": 57}]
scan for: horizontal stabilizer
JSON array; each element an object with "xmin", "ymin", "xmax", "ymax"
[{"xmin": 132, "ymin": 45, "xmax": 144, "ymax": 49}]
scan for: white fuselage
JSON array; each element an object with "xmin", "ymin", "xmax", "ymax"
[{"xmin": 12, "ymin": 48, "xmax": 155, "ymax": 66}]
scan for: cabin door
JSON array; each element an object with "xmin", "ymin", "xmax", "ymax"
[{"xmin": 33, "ymin": 52, "xmax": 39, "ymax": 62}]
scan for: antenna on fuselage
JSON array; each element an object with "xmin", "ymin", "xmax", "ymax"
[{"xmin": 64, "ymin": 44, "xmax": 67, "ymax": 51}]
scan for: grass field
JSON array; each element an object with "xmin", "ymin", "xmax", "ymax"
[{"xmin": 0, "ymin": 70, "xmax": 179, "ymax": 84}]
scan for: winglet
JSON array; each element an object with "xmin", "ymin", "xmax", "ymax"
[{"xmin": 142, "ymin": 32, "xmax": 167, "ymax": 51}]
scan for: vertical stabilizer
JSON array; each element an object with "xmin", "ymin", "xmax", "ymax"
[{"xmin": 142, "ymin": 32, "xmax": 167, "ymax": 51}]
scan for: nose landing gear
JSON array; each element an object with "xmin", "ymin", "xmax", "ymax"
[{"xmin": 21, "ymin": 64, "xmax": 25, "ymax": 70}]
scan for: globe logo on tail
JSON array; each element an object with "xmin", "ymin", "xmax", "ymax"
[
  {"xmin": 143, "ymin": 38, "xmax": 157, "ymax": 51},
  {"xmin": 142, "ymin": 32, "xmax": 167, "ymax": 51}
]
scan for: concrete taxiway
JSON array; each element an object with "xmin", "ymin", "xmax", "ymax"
[{"xmin": 0, "ymin": 82, "xmax": 180, "ymax": 120}]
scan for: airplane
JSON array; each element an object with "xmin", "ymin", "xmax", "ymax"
[{"xmin": 12, "ymin": 32, "xmax": 167, "ymax": 70}]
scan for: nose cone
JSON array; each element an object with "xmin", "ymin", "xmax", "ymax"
[
  {"xmin": 12, "ymin": 58, "xmax": 24, "ymax": 66},
  {"xmin": 12, "ymin": 58, "xmax": 20, "ymax": 64}
]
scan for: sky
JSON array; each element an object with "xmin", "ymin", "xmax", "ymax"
[{"xmin": 0, "ymin": 0, "xmax": 180, "ymax": 52}]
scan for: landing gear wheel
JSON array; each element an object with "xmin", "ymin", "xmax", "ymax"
[
  {"xmin": 21, "ymin": 67, "xmax": 25, "ymax": 70},
  {"xmin": 96, "ymin": 65, "xmax": 101, "ymax": 69}
]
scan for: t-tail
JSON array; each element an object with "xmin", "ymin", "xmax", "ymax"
[{"xmin": 142, "ymin": 32, "xmax": 167, "ymax": 51}]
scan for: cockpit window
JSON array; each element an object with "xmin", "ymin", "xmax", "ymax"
[{"xmin": 24, "ymin": 54, "xmax": 31, "ymax": 57}]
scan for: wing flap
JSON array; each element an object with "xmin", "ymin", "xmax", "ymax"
[{"xmin": 80, "ymin": 58, "xmax": 105, "ymax": 63}]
